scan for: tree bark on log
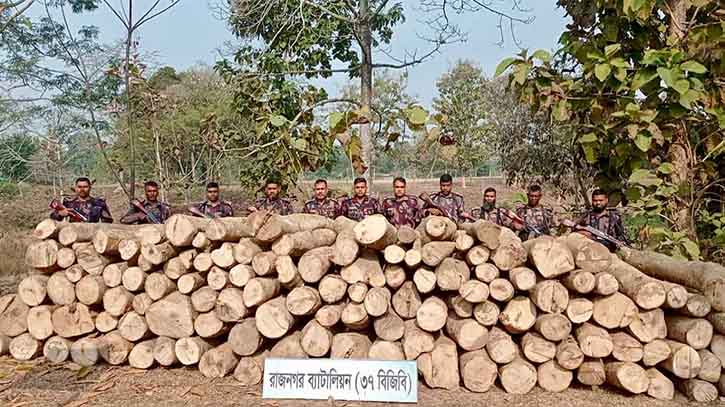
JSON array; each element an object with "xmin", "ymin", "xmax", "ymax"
[
  {"xmin": 165, "ymin": 215, "xmax": 210, "ymax": 247},
  {"xmin": 606, "ymin": 256, "xmax": 666, "ymax": 310},
  {"xmin": 204, "ymin": 217, "xmax": 254, "ymax": 242}
]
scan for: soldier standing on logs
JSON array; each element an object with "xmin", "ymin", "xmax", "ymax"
[
  {"xmin": 574, "ymin": 189, "xmax": 628, "ymax": 251},
  {"xmin": 50, "ymin": 177, "xmax": 113, "ymax": 223},
  {"xmin": 515, "ymin": 184, "xmax": 557, "ymax": 241},
  {"xmin": 248, "ymin": 179, "xmax": 294, "ymax": 215},
  {"xmin": 189, "ymin": 182, "xmax": 234, "ymax": 218},
  {"xmin": 303, "ymin": 179, "xmax": 339, "ymax": 218},
  {"xmin": 339, "ymin": 177, "xmax": 381, "ymax": 221},
  {"xmin": 120, "ymin": 181, "xmax": 170, "ymax": 225},
  {"xmin": 382, "ymin": 177, "xmax": 421, "ymax": 227},
  {"xmin": 471, "ymin": 187, "xmax": 523, "ymax": 232},
  {"xmin": 423, "ymin": 174, "xmax": 469, "ymax": 223}
]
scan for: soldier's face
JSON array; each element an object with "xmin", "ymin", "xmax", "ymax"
[
  {"xmin": 76, "ymin": 181, "xmax": 90, "ymax": 198},
  {"xmin": 207, "ymin": 188, "xmax": 220, "ymax": 203},
  {"xmin": 528, "ymin": 191, "xmax": 542, "ymax": 206},
  {"xmin": 393, "ymin": 181, "xmax": 406, "ymax": 198},
  {"xmin": 145, "ymin": 186, "xmax": 159, "ymax": 202},
  {"xmin": 266, "ymin": 184, "xmax": 280, "ymax": 199},
  {"xmin": 440, "ymin": 182, "xmax": 452, "ymax": 194},
  {"xmin": 484, "ymin": 191, "xmax": 496, "ymax": 205},
  {"xmin": 354, "ymin": 182, "xmax": 367, "ymax": 198},
  {"xmin": 314, "ymin": 183, "xmax": 328, "ymax": 200},
  {"xmin": 592, "ymin": 194, "xmax": 608, "ymax": 212}
]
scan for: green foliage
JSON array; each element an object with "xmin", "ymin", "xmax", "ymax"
[{"xmin": 0, "ymin": 134, "xmax": 37, "ymax": 181}]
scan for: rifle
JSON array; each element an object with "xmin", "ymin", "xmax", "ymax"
[
  {"xmin": 561, "ymin": 219, "xmax": 628, "ymax": 249},
  {"xmin": 49, "ymin": 199, "xmax": 88, "ymax": 222},
  {"xmin": 418, "ymin": 192, "xmax": 475, "ymax": 222},
  {"xmin": 131, "ymin": 200, "xmax": 162, "ymax": 224},
  {"xmin": 189, "ymin": 206, "xmax": 217, "ymax": 219}
]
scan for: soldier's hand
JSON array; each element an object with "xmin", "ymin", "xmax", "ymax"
[
  {"xmin": 131, "ymin": 199, "xmax": 141, "ymax": 207},
  {"xmin": 58, "ymin": 208, "xmax": 69, "ymax": 217}
]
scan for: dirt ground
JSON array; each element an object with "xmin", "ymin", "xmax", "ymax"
[{"xmin": 0, "ymin": 356, "xmax": 715, "ymax": 407}]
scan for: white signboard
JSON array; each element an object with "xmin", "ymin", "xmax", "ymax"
[{"xmin": 262, "ymin": 358, "xmax": 417, "ymax": 403}]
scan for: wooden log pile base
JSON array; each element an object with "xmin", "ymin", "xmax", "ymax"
[{"xmin": 6, "ymin": 213, "xmax": 725, "ymax": 402}]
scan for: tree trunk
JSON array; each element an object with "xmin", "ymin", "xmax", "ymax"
[
  {"xmin": 129, "ymin": 339, "xmax": 156, "ymax": 369},
  {"xmin": 418, "ymin": 335, "xmax": 460, "ymax": 390},
  {"xmin": 537, "ymin": 360, "xmax": 573, "ymax": 392},
  {"xmin": 499, "ymin": 356, "xmax": 537, "ymax": 394},
  {"xmin": 175, "ymin": 336, "xmax": 212, "ymax": 366},
  {"xmin": 43, "ymin": 335, "xmax": 72, "ymax": 363},
  {"xmin": 199, "ymin": 343, "xmax": 238, "ymax": 378}
]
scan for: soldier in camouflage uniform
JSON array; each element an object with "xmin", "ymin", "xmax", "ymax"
[
  {"xmin": 120, "ymin": 181, "xmax": 170, "ymax": 224},
  {"xmin": 515, "ymin": 184, "xmax": 557, "ymax": 241},
  {"xmin": 189, "ymin": 182, "xmax": 234, "ymax": 218},
  {"xmin": 576, "ymin": 189, "xmax": 628, "ymax": 252},
  {"xmin": 303, "ymin": 179, "xmax": 339, "ymax": 219},
  {"xmin": 471, "ymin": 187, "xmax": 523, "ymax": 231},
  {"xmin": 423, "ymin": 174, "xmax": 469, "ymax": 223},
  {"xmin": 50, "ymin": 177, "xmax": 113, "ymax": 223},
  {"xmin": 382, "ymin": 177, "xmax": 421, "ymax": 228},
  {"xmin": 248, "ymin": 180, "xmax": 294, "ymax": 215},
  {"xmin": 339, "ymin": 177, "xmax": 381, "ymax": 221}
]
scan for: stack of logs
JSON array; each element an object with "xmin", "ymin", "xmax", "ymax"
[{"xmin": 4, "ymin": 211, "xmax": 725, "ymax": 401}]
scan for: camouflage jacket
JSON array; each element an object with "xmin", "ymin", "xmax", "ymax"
[
  {"xmin": 471, "ymin": 206, "xmax": 518, "ymax": 229},
  {"xmin": 339, "ymin": 195, "xmax": 381, "ymax": 221},
  {"xmin": 515, "ymin": 204, "xmax": 557, "ymax": 240},
  {"xmin": 423, "ymin": 192, "xmax": 466, "ymax": 223},
  {"xmin": 193, "ymin": 200, "xmax": 234, "ymax": 218},
  {"xmin": 303, "ymin": 198, "xmax": 340, "ymax": 219},
  {"xmin": 382, "ymin": 195, "xmax": 422, "ymax": 228},
  {"xmin": 50, "ymin": 196, "xmax": 113, "ymax": 223},
  {"xmin": 578, "ymin": 209, "xmax": 628, "ymax": 251},
  {"xmin": 254, "ymin": 197, "xmax": 294, "ymax": 215},
  {"xmin": 120, "ymin": 200, "xmax": 171, "ymax": 224}
]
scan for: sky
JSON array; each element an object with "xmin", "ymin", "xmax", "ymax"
[{"xmin": 36, "ymin": 0, "xmax": 569, "ymax": 106}]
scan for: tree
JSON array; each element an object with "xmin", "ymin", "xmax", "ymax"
[{"xmin": 497, "ymin": 0, "xmax": 724, "ymax": 259}]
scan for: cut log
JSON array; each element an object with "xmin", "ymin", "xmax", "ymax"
[
  {"xmin": 243, "ymin": 278, "xmax": 280, "ymax": 308},
  {"xmin": 228, "ymin": 318, "xmax": 263, "ymax": 357},
  {"xmin": 10, "ymin": 333, "xmax": 41, "ymax": 360},
  {"xmin": 191, "ymin": 287, "xmax": 218, "ymax": 313},
  {"xmin": 211, "ymin": 242, "xmax": 236, "ymax": 269},
  {"xmin": 175, "ymin": 337, "xmax": 212, "ymax": 366},
  {"xmin": 18, "ymin": 274, "xmax": 49, "ymax": 307},
  {"xmin": 368, "ymin": 340, "xmax": 404, "ymax": 360},
  {"xmin": 455, "ymin": 230, "xmax": 475, "ymax": 252},
  {"xmin": 341, "ymin": 302, "xmax": 369, "ymax": 330},
  {"xmin": 270, "ymin": 330, "xmax": 307, "ymax": 358},
  {"xmin": 25, "ymin": 239, "xmax": 59, "ymax": 270},
  {"xmin": 711, "ymin": 334, "xmax": 725, "ymax": 366},
  {"xmin": 421, "ymin": 241, "xmax": 456, "ymax": 267},
  {"xmin": 192, "ymin": 232, "xmax": 210, "ymax": 250},
  {"xmin": 594, "ymin": 272, "xmax": 619, "ymax": 296},
  {"xmin": 255, "ymin": 296, "xmax": 294, "ymax": 339},
  {"xmin": 193, "ymin": 252, "xmax": 214, "ymax": 273},
  {"xmin": 499, "ymin": 296, "xmax": 537, "ymax": 334},
  {"xmin": 562, "ymin": 232, "xmax": 612, "ymax": 273},
  {"xmin": 459, "ymin": 349, "xmax": 497, "ymax": 392},
  {"xmin": 486, "ymin": 326, "xmax": 517, "ymax": 364},
  {"xmin": 628, "ymin": 308, "xmax": 667, "ymax": 343},
  {"xmin": 347, "ymin": 282, "xmax": 368, "ymax": 303},
  {"xmin": 102, "ymin": 262, "xmax": 127, "ymax": 289},
  {"xmin": 152, "ymin": 336, "xmax": 178, "ymax": 367},
  {"xmin": 275, "ymin": 256, "xmax": 301, "ymax": 289},
  {"xmin": 665, "ymin": 316, "xmax": 713, "ymax": 350},
  {"xmin": 136, "ymin": 224, "xmax": 165, "ymax": 245},
  {"xmin": 128, "ymin": 339, "xmax": 156, "ymax": 369},
  {"xmin": 118, "ymin": 239, "xmax": 140, "ymax": 262},
  {"xmin": 76, "ymin": 247, "xmax": 112, "ymax": 276},
  {"xmin": 465, "ymin": 245, "xmax": 490, "ymax": 266},
  {"xmin": 318, "ymin": 275, "xmax": 347, "ymax": 304},
  {"xmin": 680, "ymin": 379, "xmax": 719, "ymax": 402},
  {"xmin": 234, "ymin": 351, "xmax": 267, "ymax": 386},
  {"xmin": 592, "ymin": 292, "xmax": 637, "ymax": 329},
  {"xmin": 374, "ymin": 310, "xmax": 405, "ymax": 342},
  {"xmin": 140, "ymin": 242, "xmax": 178, "ymax": 266},
  {"xmin": 538, "ymin": 360, "xmax": 574, "ymax": 394},
  {"xmin": 446, "ymin": 314, "xmax": 488, "ymax": 351},
  {"xmin": 576, "ymin": 322, "xmax": 613, "ymax": 358},
  {"xmin": 330, "ymin": 332, "xmax": 372, "ymax": 359},
  {"xmin": 396, "ymin": 225, "xmax": 418, "ymax": 244},
  {"xmin": 604, "ymin": 361, "xmax": 648, "ymax": 394},
  {"xmin": 435, "ymin": 258, "xmax": 470, "ymax": 291},
  {"xmin": 562, "ymin": 270, "xmax": 596, "ymax": 294},
  {"xmin": 490, "ymin": 228, "xmax": 527, "ymax": 272},
  {"xmin": 207, "ymin": 267, "xmax": 230, "ymax": 290},
  {"xmin": 255, "ymin": 213, "xmax": 333, "ymax": 243},
  {"xmin": 606, "ymin": 256, "xmax": 666, "ymax": 310},
  {"xmin": 680, "ymin": 294, "xmax": 712, "ymax": 318},
  {"xmin": 95, "ymin": 311, "xmax": 118, "ymax": 333},
  {"xmin": 566, "ymin": 298, "xmax": 593, "ymax": 324},
  {"xmin": 286, "ymin": 286, "xmax": 322, "ymax": 316},
  {"xmin": 297, "ymin": 247, "xmax": 333, "ymax": 283},
  {"xmin": 556, "ymin": 336, "xmax": 584, "ymax": 370},
  {"xmin": 383, "ymin": 245, "xmax": 406, "ymax": 266},
  {"xmin": 472, "ymin": 301, "xmax": 499, "ymax": 327},
  {"xmin": 413, "ymin": 268, "xmax": 436, "ymax": 294},
  {"xmin": 521, "ymin": 332, "xmax": 556, "ymax": 363},
  {"xmin": 424, "ymin": 216, "xmax": 457, "ymax": 241},
  {"xmin": 46, "ymin": 272, "xmax": 75, "ymax": 305},
  {"xmin": 643, "ymin": 339, "xmax": 672, "ymax": 366},
  {"xmin": 94, "ymin": 228, "xmax": 137, "ymax": 256},
  {"xmin": 525, "ymin": 236, "xmax": 575, "ymax": 278},
  {"xmin": 43, "ymin": 335, "xmax": 72, "ymax": 363},
  {"xmin": 0, "ymin": 295, "xmax": 28, "ymax": 337},
  {"xmin": 301, "ymin": 320, "xmax": 333, "ymax": 357},
  {"xmin": 331, "ymin": 230, "xmax": 359, "ymax": 267},
  {"xmin": 51, "ymin": 303, "xmax": 94, "ymax": 338},
  {"xmin": 403, "ymin": 248, "xmax": 422, "ymax": 268},
  {"xmin": 315, "ymin": 304, "xmax": 343, "ymax": 328},
  {"xmin": 70, "ymin": 336, "xmax": 99, "ymax": 367},
  {"xmin": 75, "ymin": 275, "xmax": 106, "ymax": 305},
  {"xmin": 383, "ymin": 264, "xmax": 406, "ymax": 289},
  {"xmin": 392, "ymin": 281, "xmax": 421, "ymax": 319},
  {"xmin": 64, "ymin": 265, "xmax": 84, "ymax": 283},
  {"xmin": 194, "ymin": 312, "xmax": 228, "ymax": 338},
  {"xmin": 216, "ymin": 287, "xmax": 247, "ymax": 322},
  {"xmin": 489, "ymin": 278, "xmax": 515, "ymax": 302},
  {"xmin": 448, "ymin": 295, "xmax": 473, "ymax": 318},
  {"xmin": 460, "ymin": 220, "xmax": 500, "ymax": 249},
  {"xmin": 662, "ymin": 340, "xmax": 702, "ymax": 379},
  {"xmin": 645, "ymin": 368, "xmax": 674, "ymax": 400},
  {"xmin": 474, "ymin": 263, "xmax": 499, "ymax": 283},
  {"xmin": 499, "ymin": 356, "xmax": 537, "ymax": 394},
  {"xmin": 98, "ymin": 331, "xmax": 133, "ymax": 365},
  {"xmin": 354, "ymin": 214, "xmax": 397, "ymax": 250},
  {"xmin": 459, "ymin": 280, "xmax": 489, "ymax": 304},
  {"xmin": 132, "ymin": 293, "xmax": 153, "ymax": 316},
  {"xmin": 364, "ymin": 287, "xmax": 391, "ymax": 317},
  {"xmin": 165, "ymin": 215, "xmax": 209, "ymax": 247},
  {"xmin": 530, "ymin": 280, "xmax": 569, "ymax": 314},
  {"xmin": 199, "ymin": 344, "xmax": 239, "ymax": 377},
  {"xmin": 27, "ymin": 305, "xmax": 57, "ymax": 340},
  {"xmin": 401, "ymin": 319, "xmax": 434, "ymax": 360},
  {"xmin": 509, "ymin": 267, "xmax": 536, "ymax": 291},
  {"xmin": 145, "ymin": 292, "xmax": 195, "ymax": 338},
  {"xmin": 118, "ymin": 311, "xmax": 150, "ymax": 342},
  {"xmin": 137, "ymin": 255, "xmax": 154, "ymax": 272},
  {"xmin": 696, "ymin": 349, "xmax": 721, "ymax": 382},
  {"xmin": 418, "ymin": 335, "xmax": 459, "ymax": 390},
  {"xmin": 611, "ymin": 332, "xmax": 644, "ymax": 362},
  {"xmin": 205, "ymin": 217, "xmax": 254, "ymax": 242},
  {"xmin": 177, "ymin": 272, "xmax": 205, "ymax": 294},
  {"xmin": 163, "ymin": 249, "xmax": 197, "ymax": 280},
  {"xmin": 58, "ymin": 223, "xmax": 96, "ymax": 246},
  {"xmin": 57, "ymin": 248, "xmax": 76, "ymax": 269},
  {"xmin": 534, "ymin": 313, "xmax": 571, "ymax": 342},
  {"xmin": 272, "ymin": 228, "xmax": 337, "ymax": 257},
  {"xmin": 416, "ymin": 297, "xmax": 448, "ymax": 332},
  {"xmin": 144, "ymin": 273, "xmax": 175, "ymax": 301},
  {"xmin": 232, "ymin": 239, "xmax": 263, "ymax": 265},
  {"xmin": 661, "ymin": 282, "xmax": 689, "ymax": 309},
  {"xmin": 34, "ymin": 219, "xmax": 67, "ymax": 240},
  {"xmin": 577, "ymin": 358, "xmax": 606, "ymax": 386},
  {"xmin": 229, "ymin": 264, "xmax": 255, "ymax": 289}
]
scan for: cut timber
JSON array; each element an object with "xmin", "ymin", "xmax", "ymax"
[
  {"xmin": 33, "ymin": 219, "xmax": 67, "ymax": 240},
  {"xmin": 368, "ymin": 340, "xmax": 404, "ymax": 360},
  {"xmin": 530, "ymin": 280, "xmax": 569, "ymax": 313},
  {"xmin": 132, "ymin": 293, "xmax": 153, "ymax": 316},
  {"xmin": 18, "ymin": 275, "xmax": 49, "ymax": 306},
  {"xmin": 64, "ymin": 265, "xmax": 84, "ymax": 283},
  {"xmin": 315, "ymin": 304, "xmax": 343, "ymax": 328},
  {"xmin": 619, "ymin": 247, "xmax": 725, "ymax": 312},
  {"xmin": 402, "ymin": 319, "xmax": 434, "ymax": 360},
  {"xmin": 680, "ymin": 379, "xmax": 718, "ymax": 402},
  {"xmin": 509, "ymin": 267, "xmax": 537, "ymax": 291},
  {"xmin": 118, "ymin": 239, "xmax": 140, "ymax": 262},
  {"xmin": 661, "ymin": 282, "xmax": 689, "ymax": 309},
  {"xmin": 466, "ymin": 245, "xmax": 490, "ymax": 266},
  {"xmin": 95, "ymin": 312, "xmax": 118, "ymax": 333},
  {"xmin": 486, "ymin": 327, "xmax": 518, "ymax": 364},
  {"xmin": 556, "ymin": 336, "xmax": 584, "ymax": 370},
  {"xmin": 347, "ymin": 282, "xmax": 368, "ymax": 303},
  {"xmin": 606, "ymin": 255, "xmax": 666, "ymax": 310},
  {"xmin": 129, "ymin": 339, "xmax": 156, "ymax": 369},
  {"xmin": 397, "ymin": 225, "xmax": 418, "ymax": 244},
  {"xmin": 234, "ymin": 352, "xmax": 267, "ymax": 386},
  {"xmin": 207, "ymin": 267, "xmax": 230, "ymax": 290},
  {"xmin": 562, "ymin": 232, "xmax": 612, "ymax": 273},
  {"xmin": 177, "ymin": 273, "xmax": 205, "ymax": 294},
  {"xmin": 331, "ymin": 230, "xmax": 359, "ymax": 267},
  {"xmin": 696, "ymin": 349, "xmax": 721, "ymax": 382},
  {"xmin": 562, "ymin": 270, "xmax": 596, "ymax": 294},
  {"xmin": 538, "ymin": 360, "xmax": 574, "ymax": 393},
  {"xmin": 455, "ymin": 230, "xmax": 475, "ymax": 252},
  {"xmin": 153, "ymin": 336, "xmax": 178, "ymax": 366},
  {"xmin": 286, "ymin": 286, "xmax": 322, "ymax": 316},
  {"xmin": 404, "ymin": 249, "xmax": 422, "ymax": 268},
  {"xmin": 525, "ymin": 236, "xmax": 575, "ymax": 278},
  {"xmin": 300, "ymin": 320, "xmax": 332, "ymax": 357},
  {"xmin": 384, "ymin": 265, "xmax": 406, "ymax": 289},
  {"xmin": 199, "ymin": 344, "xmax": 239, "ymax": 378},
  {"xmin": 341, "ymin": 302, "xmax": 369, "ymax": 330},
  {"xmin": 341, "ymin": 250, "xmax": 380, "ymax": 285},
  {"xmin": 534, "ymin": 313, "xmax": 572, "ymax": 342},
  {"xmin": 413, "ymin": 268, "xmax": 436, "ymax": 294},
  {"xmin": 205, "ymin": 217, "xmax": 253, "ymax": 242},
  {"xmin": 424, "ymin": 216, "xmax": 457, "ymax": 241},
  {"xmin": 566, "ymin": 298, "xmax": 593, "ymax": 324},
  {"xmin": 210, "ymin": 243, "xmax": 236, "ymax": 269},
  {"xmin": 318, "ymin": 275, "xmax": 347, "ymax": 304},
  {"xmin": 643, "ymin": 339, "xmax": 671, "ymax": 366},
  {"xmin": 229, "ymin": 264, "xmax": 255, "ymax": 289},
  {"xmin": 76, "ymin": 245, "xmax": 111, "ymax": 276},
  {"xmin": 103, "ymin": 262, "xmax": 127, "ymax": 288},
  {"xmin": 611, "ymin": 332, "xmax": 644, "ymax": 362},
  {"xmin": 473, "ymin": 301, "xmax": 499, "ymax": 327},
  {"xmin": 70, "ymin": 336, "xmax": 99, "ymax": 367},
  {"xmin": 353, "ymin": 215, "xmax": 397, "ymax": 251},
  {"xmin": 628, "ymin": 308, "xmax": 667, "ymax": 343},
  {"xmin": 298, "ymin": 247, "xmax": 333, "ymax": 283},
  {"xmin": 46, "ymin": 272, "xmax": 75, "ymax": 305},
  {"xmin": 27, "ymin": 305, "xmax": 57, "ymax": 340},
  {"xmin": 10, "ymin": 333, "xmax": 41, "ymax": 360},
  {"xmin": 460, "ymin": 220, "xmax": 500, "ymax": 250},
  {"xmin": 364, "ymin": 287, "xmax": 391, "ymax": 317},
  {"xmin": 374, "ymin": 310, "xmax": 405, "ymax": 342},
  {"xmin": 94, "ymin": 228, "xmax": 137, "ymax": 256},
  {"xmin": 474, "ymin": 263, "xmax": 499, "ymax": 283},
  {"xmin": 499, "ymin": 356, "xmax": 537, "ymax": 394},
  {"xmin": 605, "ymin": 361, "xmax": 649, "ymax": 394},
  {"xmin": 175, "ymin": 337, "xmax": 212, "ymax": 366},
  {"xmin": 192, "ymin": 232, "xmax": 211, "ymax": 251},
  {"xmin": 163, "ymin": 249, "xmax": 196, "ymax": 280},
  {"xmin": 270, "ymin": 331, "xmax": 306, "ymax": 358},
  {"xmin": 25, "ymin": 239, "xmax": 58, "ymax": 270},
  {"xmin": 0, "ymin": 295, "xmax": 29, "ymax": 337},
  {"xmin": 576, "ymin": 323, "xmax": 613, "ymax": 358},
  {"xmin": 383, "ymin": 245, "xmax": 405, "ymax": 264},
  {"xmin": 459, "ymin": 280, "xmax": 489, "ymax": 303},
  {"xmin": 118, "ymin": 311, "xmax": 150, "ymax": 342},
  {"xmin": 233, "ymin": 239, "xmax": 264, "ymax": 265},
  {"xmin": 421, "ymin": 241, "xmax": 456, "ymax": 267},
  {"xmin": 646, "ymin": 368, "xmax": 674, "ymax": 400},
  {"xmin": 489, "ymin": 278, "xmax": 514, "ymax": 302},
  {"xmin": 662, "ymin": 340, "xmax": 701, "ymax": 379},
  {"xmin": 577, "ymin": 358, "xmax": 605, "ymax": 386},
  {"xmin": 75, "ymin": 275, "xmax": 106, "ymax": 305},
  {"xmin": 418, "ymin": 336, "xmax": 459, "ymax": 390},
  {"xmin": 416, "ymin": 297, "xmax": 448, "ymax": 332},
  {"xmin": 136, "ymin": 224, "xmax": 165, "ymax": 245},
  {"xmin": 146, "ymin": 292, "xmax": 195, "ymax": 339},
  {"xmin": 592, "ymin": 292, "xmax": 637, "ymax": 329},
  {"xmin": 392, "ymin": 281, "xmax": 421, "ymax": 319},
  {"xmin": 435, "ymin": 258, "xmax": 470, "ymax": 292},
  {"xmin": 712, "ymin": 313, "xmax": 725, "ymax": 336},
  {"xmin": 255, "ymin": 213, "xmax": 332, "ymax": 243},
  {"xmin": 680, "ymin": 294, "xmax": 711, "ymax": 318},
  {"xmin": 43, "ymin": 336, "xmax": 72, "ymax": 363},
  {"xmin": 216, "ymin": 287, "xmax": 247, "ymax": 322},
  {"xmin": 243, "ymin": 278, "xmax": 280, "ymax": 308},
  {"xmin": 137, "ymin": 255, "xmax": 154, "ymax": 272},
  {"xmin": 194, "ymin": 312, "xmax": 228, "ymax": 338},
  {"xmin": 448, "ymin": 295, "xmax": 473, "ymax": 319},
  {"xmin": 165, "ymin": 215, "xmax": 210, "ymax": 247},
  {"xmin": 59, "ymin": 224, "xmax": 97, "ymax": 246},
  {"xmin": 446, "ymin": 314, "xmax": 488, "ymax": 351},
  {"xmin": 228, "ymin": 318, "xmax": 263, "ymax": 356},
  {"xmin": 57, "ymin": 248, "xmax": 76, "ymax": 268},
  {"xmin": 51, "ymin": 304, "xmax": 94, "ymax": 338},
  {"xmin": 144, "ymin": 273, "xmax": 175, "ymax": 301},
  {"xmin": 459, "ymin": 349, "xmax": 497, "ymax": 392},
  {"xmin": 330, "ymin": 333, "xmax": 372, "ymax": 359},
  {"xmin": 272, "ymin": 228, "xmax": 336, "ymax": 257},
  {"xmin": 499, "ymin": 296, "xmax": 537, "ymax": 334},
  {"xmin": 193, "ymin": 253, "xmax": 213, "ymax": 273},
  {"xmin": 521, "ymin": 332, "xmax": 556, "ymax": 363},
  {"xmin": 491, "ymin": 228, "xmax": 528, "ymax": 271},
  {"xmin": 664, "ymin": 316, "xmax": 713, "ymax": 350},
  {"xmin": 594, "ymin": 272, "xmax": 619, "ymax": 296},
  {"xmin": 256, "ymin": 296, "xmax": 294, "ymax": 339},
  {"xmin": 191, "ymin": 287, "xmax": 218, "ymax": 313},
  {"xmin": 99, "ymin": 331, "xmax": 133, "ymax": 365}
]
